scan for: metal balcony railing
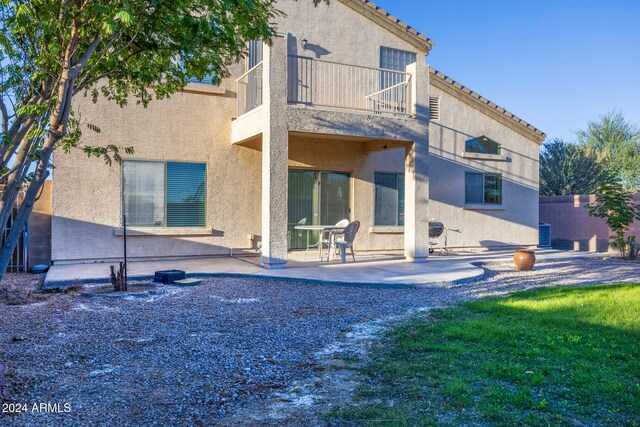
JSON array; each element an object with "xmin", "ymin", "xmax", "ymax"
[
  {"xmin": 236, "ymin": 61, "xmax": 263, "ymax": 117},
  {"xmin": 287, "ymin": 55, "xmax": 412, "ymax": 116}
]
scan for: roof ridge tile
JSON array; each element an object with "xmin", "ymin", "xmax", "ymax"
[{"xmin": 338, "ymin": 0, "xmax": 435, "ymax": 52}]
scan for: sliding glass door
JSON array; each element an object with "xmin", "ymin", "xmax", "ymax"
[{"xmin": 288, "ymin": 170, "xmax": 350, "ymax": 249}]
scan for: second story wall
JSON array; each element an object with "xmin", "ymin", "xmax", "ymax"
[
  {"xmin": 427, "ymin": 81, "xmax": 542, "ymax": 249},
  {"xmin": 274, "ymin": 0, "xmax": 425, "ymax": 72}
]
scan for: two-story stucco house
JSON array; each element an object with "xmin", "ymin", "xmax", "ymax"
[{"xmin": 51, "ymin": 0, "xmax": 546, "ymax": 268}]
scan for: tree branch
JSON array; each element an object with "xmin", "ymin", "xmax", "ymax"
[
  {"xmin": 0, "ymin": 95, "xmax": 8, "ymax": 136},
  {"xmin": 0, "ymin": 116, "xmax": 36, "ymax": 170},
  {"xmin": 73, "ymin": 71, "xmax": 118, "ymax": 96},
  {"xmin": 69, "ymin": 34, "xmax": 102, "ymax": 79}
]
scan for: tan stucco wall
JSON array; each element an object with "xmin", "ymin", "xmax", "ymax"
[
  {"xmin": 284, "ymin": 80, "xmax": 542, "ymax": 253},
  {"xmin": 276, "ymin": 1, "xmax": 423, "ymax": 66},
  {"xmin": 51, "ymin": 0, "xmax": 541, "ymax": 263},
  {"xmin": 428, "ymin": 86, "xmax": 540, "ymax": 249},
  {"xmin": 288, "ymin": 135, "xmax": 407, "ymax": 252},
  {"xmin": 52, "ymin": 70, "xmax": 266, "ymax": 263}
]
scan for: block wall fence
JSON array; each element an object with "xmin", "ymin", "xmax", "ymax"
[{"xmin": 539, "ymin": 193, "xmax": 640, "ymax": 252}]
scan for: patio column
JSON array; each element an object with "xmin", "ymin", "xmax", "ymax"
[
  {"xmin": 261, "ymin": 35, "xmax": 289, "ymax": 269},
  {"xmin": 404, "ymin": 62, "xmax": 430, "ymax": 262}
]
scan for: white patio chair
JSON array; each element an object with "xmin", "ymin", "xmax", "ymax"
[
  {"xmin": 288, "ymin": 217, "xmax": 307, "ymax": 248},
  {"xmin": 322, "ymin": 219, "xmax": 349, "ymax": 260},
  {"xmin": 329, "ymin": 220, "xmax": 360, "ymax": 263}
]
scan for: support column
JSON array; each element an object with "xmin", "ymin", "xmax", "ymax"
[
  {"xmin": 404, "ymin": 142, "xmax": 429, "ymax": 262},
  {"xmin": 404, "ymin": 61, "xmax": 430, "ymax": 262},
  {"xmin": 261, "ymin": 35, "xmax": 289, "ymax": 269}
]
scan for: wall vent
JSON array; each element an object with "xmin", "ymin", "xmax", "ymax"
[
  {"xmin": 539, "ymin": 223, "xmax": 551, "ymax": 247},
  {"xmin": 429, "ymin": 96, "xmax": 440, "ymax": 121}
]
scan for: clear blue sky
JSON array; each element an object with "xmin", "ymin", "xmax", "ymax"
[{"xmin": 373, "ymin": 0, "xmax": 640, "ymax": 142}]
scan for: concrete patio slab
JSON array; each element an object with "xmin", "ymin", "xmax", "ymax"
[{"xmin": 43, "ymin": 249, "xmax": 605, "ymax": 289}]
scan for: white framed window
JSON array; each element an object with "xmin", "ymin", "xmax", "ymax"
[
  {"xmin": 374, "ymin": 172, "xmax": 405, "ymax": 226},
  {"xmin": 380, "ymin": 46, "xmax": 417, "ymax": 72},
  {"xmin": 122, "ymin": 160, "xmax": 206, "ymax": 227},
  {"xmin": 380, "ymin": 46, "xmax": 417, "ymax": 92},
  {"xmin": 465, "ymin": 172, "xmax": 502, "ymax": 205}
]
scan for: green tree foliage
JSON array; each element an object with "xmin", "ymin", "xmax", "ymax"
[
  {"xmin": 588, "ymin": 180, "xmax": 640, "ymax": 259},
  {"xmin": 577, "ymin": 111, "xmax": 640, "ymax": 189},
  {"xmin": 539, "ymin": 139, "xmax": 606, "ymax": 196},
  {"xmin": 0, "ymin": 0, "xmax": 327, "ymax": 278}
]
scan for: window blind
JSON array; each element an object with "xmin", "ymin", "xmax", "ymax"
[
  {"xmin": 465, "ymin": 173, "xmax": 484, "ymax": 204},
  {"xmin": 122, "ymin": 161, "xmax": 165, "ymax": 226},
  {"xmin": 375, "ymin": 172, "xmax": 401, "ymax": 226},
  {"xmin": 122, "ymin": 160, "xmax": 206, "ymax": 227},
  {"xmin": 397, "ymin": 175, "xmax": 405, "ymax": 226},
  {"xmin": 188, "ymin": 74, "xmax": 216, "ymax": 85},
  {"xmin": 183, "ymin": 60, "xmax": 217, "ymax": 85},
  {"xmin": 166, "ymin": 162, "xmax": 206, "ymax": 227}
]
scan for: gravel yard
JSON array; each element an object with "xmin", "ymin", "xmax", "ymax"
[{"xmin": 1, "ymin": 257, "xmax": 639, "ymax": 426}]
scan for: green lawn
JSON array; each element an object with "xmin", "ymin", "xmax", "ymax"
[{"xmin": 331, "ymin": 284, "xmax": 640, "ymax": 426}]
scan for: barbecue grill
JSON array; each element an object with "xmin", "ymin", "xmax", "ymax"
[{"xmin": 428, "ymin": 221, "xmax": 448, "ymax": 255}]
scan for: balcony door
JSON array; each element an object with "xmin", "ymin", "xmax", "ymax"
[{"xmin": 288, "ymin": 170, "xmax": 350, "ymax": 250}]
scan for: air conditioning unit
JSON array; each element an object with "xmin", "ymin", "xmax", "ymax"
[{"xmin": 538, "ymin": 223, "xmax": 551, "ymax": 247}]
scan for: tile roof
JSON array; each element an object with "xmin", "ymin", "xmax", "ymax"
[
  {"xmin": 335, "ymin": 0, "xmax": 543, "ymax": 142},
  {"xmin": 338, "ymin": 0, "xmax": 435, "ymax": 54}
]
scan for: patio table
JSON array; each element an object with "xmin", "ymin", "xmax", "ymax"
[{"xmin": 294, "ymin": 225, "xmax": 346, "ymax": 260}]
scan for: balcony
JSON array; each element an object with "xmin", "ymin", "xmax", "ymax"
[
  {"xmin": 287, "ymin": 55, "xmax": 412, "ymax": 116},
  {"xmin": 232, "ymin": 44, "xmax": 420, "ymax": 145},
  {"xmin": 235, "ymin": 56, "xmax": 414, "ymax": 119},
  {"xmin": 236, "ymin": 61, "xmax": 263, "ymax": 117}
]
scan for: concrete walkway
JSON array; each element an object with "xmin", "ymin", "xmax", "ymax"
[{"xmin": 43, "ymin": 249, "xmax": 604, "ymax": 289}]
